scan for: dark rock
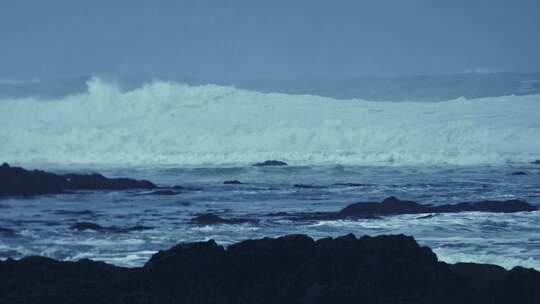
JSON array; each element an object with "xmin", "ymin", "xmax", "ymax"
[
  {"xmin": 1, "ymin": 234, "xmax": 539, "ymax": 303},
  {"xmin": 434, "ymin": 199, "xmax": 537, "ymax": 213},
  {"xmin": 293, "ymin": 184, "xmax": 326, "ymax": 189},
  {"xmin": 0, "ymin": 163, "xmax": 156, "ymax": 197},
  {"xmin": 333, "ymin": 183, "xmax": 368, "ymax": 187},
  {"xmin": 70, "ymin": 222, "xmax": 151, "ymax": 233},
  {"xmin": 282, "ymin": 197, "xmax": 537, "ymax": 221},
  {"xmin": 62, "ymin": 173, "xmax": 156, "ymax": 190},
  {"xmin": 223, "ymin": 180, "xmax": 243, "ymax": 185},
  {"xmin": 531, "ymin": 160, "xmax": 540, "ymax": 164},
  {"xmin": 510, "ymin": 171, "xmax": 527, "ymax": 175},
  {"xmin": 191, "ymin": 213, "xmax": 256, "ymax": 225},
  {"xmin": 339, "ymin": 197, "xmax": 537, "ymax": 218},
  {"xmin": 253, "ymin": 160, "xmax": 288, "ymax": 166}
]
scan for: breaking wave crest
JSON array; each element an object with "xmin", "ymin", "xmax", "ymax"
[{"xmin": 1, "ymin": 78, "xmax": 539, "ymax": 166}]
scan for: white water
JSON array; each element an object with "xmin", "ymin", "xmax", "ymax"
[{"xmin": 1, "ymin": 78, "xmax": 539, "ymax": 166}]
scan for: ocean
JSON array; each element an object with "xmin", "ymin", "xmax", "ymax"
[{"xmin": 1, "ymin": 74, "xmax": 539, "ymax": 269}]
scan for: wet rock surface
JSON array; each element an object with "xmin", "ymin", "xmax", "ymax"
[
  {"xmin": 0, "ymin": 234, "xmax": 539, "ymax": 304},
  {"xmin": 0, "ymin": 163, "xmax": 156, "ymax": 197}
]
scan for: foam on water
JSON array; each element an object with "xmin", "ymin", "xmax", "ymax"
[{"xmin": 1, "ymin": 78, "xmax": 539, "ymax": 166}]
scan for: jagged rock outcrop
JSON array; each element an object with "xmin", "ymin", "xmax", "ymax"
[{"xmin": 0, "ymin": 234, "xmax": 539, "ymax": 303}]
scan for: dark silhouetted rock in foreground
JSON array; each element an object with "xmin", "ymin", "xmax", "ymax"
[
  {"xmin": 223, "ymin": 180, "xmax": 243, "ymax": 184},
  {"xmin": 1, "ymin": 234, "xmax": 539, "ymax": 304},
  {"xmin": 510, "ymin": 171, "xmax": 527, "ymax": 175},
  {"xmin": 253, "ymin": 160, "xmax": 288, "ymax": 166},
  {"xmin": 191, "ymin": 213, "xmax": 255, "ymax": 225},
  {"xmin": 0, "ymin": 163, "xmax": 156, "ymax": 197},
  {"xmin": 70, "ymin": 222, "xmax": 151, "ymax": 233}
]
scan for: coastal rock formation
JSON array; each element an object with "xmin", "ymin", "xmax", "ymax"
[
  {"xmin": 339, "ymin": 196, "xmax": 537, "ymax": 217},
  {"xmin": 0, "ymin": 234, "xmax": 539, "ymax": 303},
  {"xmin": 0, "ymin": 163, "xmax": 156, "ymax": 196},
  {"xmin": 276, "ymin": 197, "xmax": 537, "ymax": 221}
]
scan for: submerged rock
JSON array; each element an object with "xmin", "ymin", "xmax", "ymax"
[
  {"xmin": 0, "ymin": 163, "xmax": 156, "ymax": 197},
  {"xmin": 1, "ymin": 234, "xmax": 539, "ymax": 303},
  {"xmin": 293, "ymin": 184, "xmax": 326, "ymax": 189},
  {"xmin": 70, "ymin": 222, "xmax": 151, "ymax": 233},
  {"xmin": 510, "ymin": 171, "xmax": 527, "ymax": 176},
  {"xmin": 253, "ymin": 160, "xmax": 288, "ymax": 166},
  {"xmin": 190, "ymin": 213, "xmax": 255, "ymax": 225},
  {"xmin": 223, "ymin": 180, "xmax": 243, "ymax": 185},
  {"xmin": 332, "ymin": 182, "xmax": 368, "ymax": 187}
]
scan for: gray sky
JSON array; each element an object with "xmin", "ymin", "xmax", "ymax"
[{"xmin": 1, "ymin": 0, "xmax": 539, "ymax": 80}]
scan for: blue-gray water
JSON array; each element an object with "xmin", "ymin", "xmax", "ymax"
[{"xmin": 1, "ymin": 164, "xmax": 539, "ymax": 269}]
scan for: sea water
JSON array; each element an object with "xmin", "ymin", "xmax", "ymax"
[{"xmin": 0, "ymin": 77, "xmax": 539, "ymax": 269}]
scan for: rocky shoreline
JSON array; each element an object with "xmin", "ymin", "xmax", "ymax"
[
  {"xmin": 0, "ymin": 163, "xmax": 156, "ymax": 196},
  {"xmin": 1, "ymin": 234, "xmax": 539, "ymax": 304}
]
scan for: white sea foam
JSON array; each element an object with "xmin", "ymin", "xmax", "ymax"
[
  {"xmin": 1, "ymin": 78, "xmax": 539, "ymax": 166},
  {"xmin": 433, "ymin": 249, "xmax": 540, "ymax": 270}
]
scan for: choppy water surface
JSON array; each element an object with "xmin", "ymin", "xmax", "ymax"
[{"xmin": 1, "ymin": 164, "xmax": 539, "ymax": 269}]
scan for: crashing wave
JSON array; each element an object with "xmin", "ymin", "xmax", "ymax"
[{"xmin": 1, "ymin": 78, "xmax": 539, "ymax": 166}]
